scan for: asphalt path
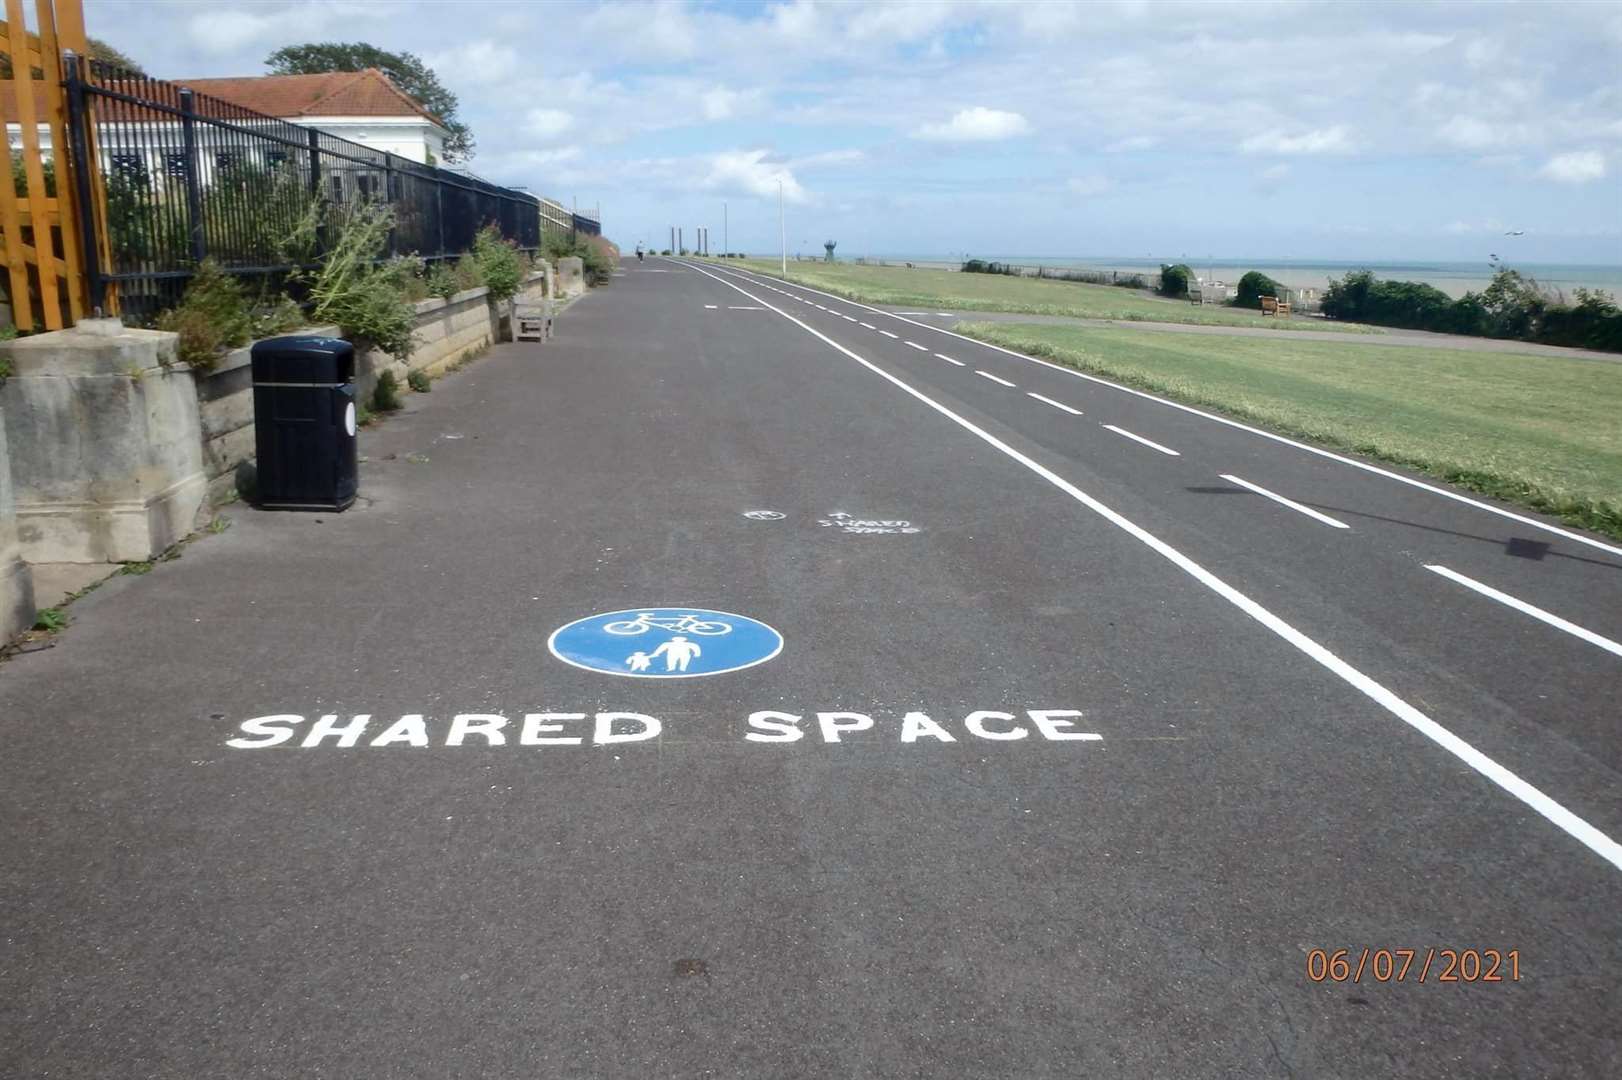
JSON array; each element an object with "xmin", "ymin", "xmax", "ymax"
[{"xmin": 1, "ymin": 258, "xmax": 1619, "ymax": 1078}]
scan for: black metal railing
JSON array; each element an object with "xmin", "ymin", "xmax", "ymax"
[{"xmin": 66, "ymin": 56, "xmax": 551, "ymax": 321}]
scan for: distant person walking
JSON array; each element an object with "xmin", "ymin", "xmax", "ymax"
[{"xmin": 650, "ymin": 635, "xmax": 701, "ymax": 672}]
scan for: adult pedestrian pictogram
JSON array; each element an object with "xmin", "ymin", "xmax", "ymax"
[{"xmin": 548, "ymin": 607, "xmax": 784, "ymax": 679}]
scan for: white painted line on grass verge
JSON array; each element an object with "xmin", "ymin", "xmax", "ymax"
[
  {"xmin": 678, "ymin": 257, "xmax": 1622, "ymax": 875},
  {"xmin": 1028, "ymin": 392, "xmax": 1083, "ymax": 415},
  {"xmin": 880, "ymin": 330, "xmax": 900, "ymax": 339},
  {"xmin": 905, "ymin": 341, "xmax": 929, "ymax": 351},
  {"xmin": 1426, "ymin": 566, "xmax": 1622, "ymax": 658},
  {"xmin": 705, "ymin": 262, "xmax": 1622, "ymax": 559},
  {"xmin": 935, "ymin": 353, "xmax": 966, "ymax": 366},
  {"xmin": 1104, "ymin": 424, "xmax": 1180, "ymax": 456},
  {"xmin": 976, "ymin": 370, "xmax": 1017, "ymax": 387},
  {"xmin": 1222, "ymin": 474, "xmax": 1349, "ymax": 530}
]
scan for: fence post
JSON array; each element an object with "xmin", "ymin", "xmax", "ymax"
[
  {"xmin": 306, "ymin": 129, "xmax": 324, "ymax": 257},
  {"xmin": 436, "ymin": 178, "xmax": 445, "ymax": 259},
  {"xmin": 63, "ymin": 53, "xmax": 105, "ymax": 315},
  {"xmin": 383, "ymin": 152, "xmax": 397, "ymax": 257},
  {"xmin": 177, "ymin": 88, "xmax": 206, "ymax": 264}
]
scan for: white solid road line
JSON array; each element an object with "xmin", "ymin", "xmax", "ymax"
[
  {"xmin": 1104, "ymin": 424, "xmax": 1180, "ymax": 456},
  {"xmin": 880, "ymin": 330, "xmax": 900, "ymax": 338},
  {"xmin": 1222, "ymin": 474, "xmax": 1350, "ymax": 530},
  {"xmin": 976, "ymin": 370, "xmax": 1016, "ymax": 387},
  {"xmin": 709, "ymin": 262, "xmax": 1622, "ymax": 559},
  {"xmin": 905, "ymin": 341, "xmax": 929, "ymax": 351},
  {"xmin": 859, "ymin": 322, "xmax": 877, "ymax": 330},
  {"xmin": 678, "ymin": 258, "xmax": 1622, "ymax": 875},
  {"xmin": 1028, "ymin": 392, "xmax": 1083, "ymax": 415},
  {"xmin": 1426, "ymin": 565, "xmax": 1622, "ymax": 658},
  {"xmin": 935, "ymin": 353, "xmax": 966, "ymax": 366}
]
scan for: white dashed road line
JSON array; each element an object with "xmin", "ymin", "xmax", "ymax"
[
  {"xmin": 905, "ymin": 341, "xmax": 929, "ymax": 351},
  {"xmin": 842, "ymin": 315, "xmax": 859, "ymax": 322},
  {"xmin": 728, "ymin": 305, "xmax": 765, "ymax": 310},
  {"xmin": 935, "ymin": 353, "xmax": 966, "ymax": 367},
  {"xmin": 976, "ymin": 370, "xmax": 1016, "ymax": 388},
  {"xmin": 1221, "ymin": 474, "xmax": 1349, "ymax": 530},
  {"xmin": 1425, "ymin": 566, "xmax": 1622, "ymax": 658},
  {"xmin": 859, "ymin": 322, "xmax": 877, "ymax": 330},
  {"xmin": 880, "ymin": 330, "xmax": 900, "ymax": 339},
  {"xmin": 704, "ymin": 304, "xmax": 717, "ymax": 309},
  {"xmin": 1027, "ymin": 392, "xmax": 1083, "ymax": 415},
  {"xmin": 1103, "ymin": 425, "xmax": 1180, "ymax": 456}
]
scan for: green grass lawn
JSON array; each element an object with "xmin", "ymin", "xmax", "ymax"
[
  {"xmin": 725, "ymin": 258, "xmax": 1375, "ymax": 334},
  {"xmin": 954, "ymin": 321, "xmax": 1622, "ymax": 540}
]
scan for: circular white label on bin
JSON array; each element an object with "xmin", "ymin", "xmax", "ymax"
[{"xmin": 344, "ymin": 402, "xmax": 357, "ymax": 436}]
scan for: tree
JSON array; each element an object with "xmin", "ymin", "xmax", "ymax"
[
  {"xmin": 1158, "ymin": 263, "xmax": 1192, "ymax": 298},
  {"xmin": 264, "ymin": 42, "xmax": 474, "ymax": 162},
  {"xmin": 88, "ymin": 37, "xmax": 144, "ymax": 75},
  {"xmin": 1234, "ymin": 270, "xmax": 1283, "ymax": 309}
]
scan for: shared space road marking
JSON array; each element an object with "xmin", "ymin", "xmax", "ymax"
[
  {"xmin": 1426, "ymin": 565, "xmax": 1622, "ymax": 658},
  {"xmin": 678, "ymin": 257, "xmax": 1622, "ymax": 875},
  {"xmin": 704, "ymin": 262, "xmax": 1622, "ymax": 560}
]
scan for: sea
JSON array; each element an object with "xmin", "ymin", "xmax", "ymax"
[{"xmin": 868, "ymin": 256, "xmax": 1622, "ymax": 301}]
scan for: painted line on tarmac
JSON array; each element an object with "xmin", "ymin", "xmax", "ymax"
[
  {"xmin": 678, "ymin": 257, "xmax": 1622, "ymax": 875},
  {"xmin": 842, "ymin": 315, "xmax": 859, "ymax": 322},
  {"xmin": 704, "ymin": 304, "xmax": 718, "ymax": 309},
  {"xmin": 703, "ymin": 261, "xmax": 1622, "ymax": 559},
  {"xmin": 1426, "ymin": 565, "xmax": 1622, "ymax": 657},
  {"xmin": 935, "ymin": 352, "xmax": 966, "ymax": 367},
  {"xmin": 976, "ymin": 370, "xmax": 1016, "ymax": 388},
  {"xmin": 729, "ymin": 305, "xmax": 765, "ymax": 310},
  {"xmin": 1223, "ymin": 474, "xmax": 1349, "ymax": 529},
  {"xmin": 1103, "ymin": 424, "xmax": 1180, "ymax": 456},
  {"xmin": 880, "ymin": 330, "xmax": 900, "ymax": 339},
  {"xmin": 859, "ymin": 322, "xmax": 877, "ymax": 330},
  {"xmin": 905, "ymin": 341, "xmax": 930, "ymax": 351},
  {"xmin": 1028, "ymin": 392, "xmax": 1082, "ymax": 415}
]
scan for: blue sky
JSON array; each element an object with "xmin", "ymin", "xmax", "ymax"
[{"xmin": 93, "ymin": 0, "xmax": 1622, "ymax": 262}]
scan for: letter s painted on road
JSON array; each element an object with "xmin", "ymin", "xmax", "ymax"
[{"xmin": 226, "ymin": 714, "xmax": 304, "ymax": 749}]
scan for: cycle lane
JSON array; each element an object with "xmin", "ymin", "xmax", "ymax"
[{"xmin": 1, "ymin": 263, "xmax": 1617, "ymax": 1079}]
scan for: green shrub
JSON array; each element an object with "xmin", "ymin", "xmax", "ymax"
[
  {"xmin": 425, "ymin": 260, "xmax": 457, "ymax": 299},
  {"xmin": 407, "ymin": 369, "xmax": 431, "ymax": 393},
  {"xmin": 33, "ymin": 607, "xmax": 67, "ymax": 632},
  {"xmin": 471, "ymin": 224, "xmax": 525, "ymax": 301},
  {"xmin": 251, "ymin": 294, "xmax": 306, "ymax": 339},
  {"xmin": 1158, "ymin": 263, "xmax": 1192, "ymax": 298},
  {"xmin": 302, "ymin": 203, "xmax": 415, "ymax": 358},
  {"xmin": 1234, "ymin": 271, "xmax": 1284, "ymax": 309},
  {"xmin": 371, "ymin": 369, "xmax": 402, "ymax": 412},
  {"xmin": 155, "ymin": 259, "xmax": 254, "ymax": 370},
  {"xmin": 451, "ymin": 254, "xmax": 484, "ymax": 294}
]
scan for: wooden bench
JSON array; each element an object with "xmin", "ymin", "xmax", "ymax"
[{"xmin": 1260, "ymin": 295, "xmax": 1291, "ymax": 317}]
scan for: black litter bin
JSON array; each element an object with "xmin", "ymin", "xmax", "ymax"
[{"xmin": 250, "ymin": 336, "xmax": 358, "ymax": 511}]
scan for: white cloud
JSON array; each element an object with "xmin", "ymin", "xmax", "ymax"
[
  {"xmin": 423, "ymin": 40, "xmax": 520, "ymax": 86},
  {"xmin": 789, "ymin": 149, "xmax": 865, "ymax": 170},
  {"xmin": 1239, "ymin": 126, "xmax": 1354, "ymax": 155},
  {"xmin": 1067, "ymin": 174, "xmax": 1112, "ymax": 196},
  {"xmin": 1103, "ymin": 134, "xmax": 1159, "ymax": 153},
  {"xmin": 700, "ymin": 85, "xmax": 763, "ymax": 121},
  {"xmin": 524, "ymin": 109, "xmax": 574, "ymax": 139},
  {"xmin": 1538, "ymin": 150, "xmax": 1606, "ymax": 184},
  {"xmin": 703, "ymin": 150, "xmax": 807, "ymax": 202},
  {"xmin": 187, "ymin": 11, "xmax": 276, "ymax": 54},
  {"xmin": 914, "ymin": 106, "xmax": 1031, "ymax": 142}
]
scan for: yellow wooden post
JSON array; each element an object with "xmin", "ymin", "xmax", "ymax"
[
  {"xmin": 33, "ymin": 0, "xmax": 85, "ymax": 321},
  {"xmin": 6, "ymin": 0, "xmax": 63, "ymax": 328}
]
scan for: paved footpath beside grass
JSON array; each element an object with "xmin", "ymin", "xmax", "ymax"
[
  {"xmin": 731, "ymin": 258, "xmax": 1376, "ymax": 334},
  {"xmin": 956, "ymin": 320, "xmax": 1622, "ymax": 540}
]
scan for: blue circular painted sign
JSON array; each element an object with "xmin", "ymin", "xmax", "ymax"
[{"xmin": 548, "ymin": 607, "xmax": 783, "ymax": 679}]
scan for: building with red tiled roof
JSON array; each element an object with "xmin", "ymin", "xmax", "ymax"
[{"xmin": 176, "ymin": 69, "xmax": 449, "ymax": 164}]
